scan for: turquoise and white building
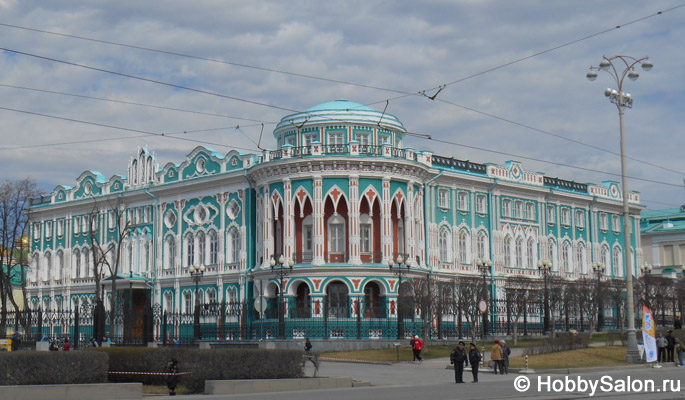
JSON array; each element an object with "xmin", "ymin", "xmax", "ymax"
[{"xmin": 27, "ymin": 99, "xmax": 643, "ymax": 340}]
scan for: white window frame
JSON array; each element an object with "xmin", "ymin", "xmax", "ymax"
[
  {"xmin": 457, "ymin": 192, "xmax": 468, "ymax": 212},
  {"xmin": 328, "ymin": 214, "xmax": 346, "ymax": 255},
  {"xmin": 504, "ymin": 236, "xmax": 512, "ymax": 266},
  {"xmin": 476, "ymin": 195, "xmax": 487, "ymax": 214},
  {"xmin": 439, "ymin": 227, "xmax": 451, "ymax": 263},
  {"xmin": 561, "ymin": 208, "xmax": 571, "ymax": 226},
  {"xmin": 502, "ymin": 199, "xmax": 512, "ymax": 218},
  {"xmin": 438, "ymin": 188, "xmax": 450, "ymax": 209},
  {"xmin": 547, "ymin": 206, "xmax": 556, "ymax": 224},
  {"xmin": 575, "ymin": 210, "xmax": 585, "ymax": 228}
]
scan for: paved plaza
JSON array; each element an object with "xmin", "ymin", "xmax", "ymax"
[{"xmin": 152, "ymin": 356, "xmax": 684, "ymax": 400}]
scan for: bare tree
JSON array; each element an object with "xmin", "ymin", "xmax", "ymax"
[
  {"xmin": 575, "ymin": 278, "xmax": 601, "ymax": 335},
  {"xmin": 410, "ymin": 274, "xmax": 445, "ymax": 340},
  {"xmin": 0, "ymin": 178, "xmax": 40, "ymax": 336},
  {"xmin": 504, "ymin": 276, "xmax": 537, "ymax": 345},
  {"xmin": 605, "ymin": 279, "xmax": 627, "ymax": 334},
  {"xmin": 546, "ymin": 275, "xmax": 566, "ymax": 338},
  {"xmin": 454, "ymin": 276, "xmax": 483, "ymax": 344}
]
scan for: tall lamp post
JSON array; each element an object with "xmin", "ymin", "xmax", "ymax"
[
  {"xmin": 587, "ymin": 54, "xmax": 653, "ymax": 363},
  {"xmin": 476, "ymin": 258, "xmax": 492, "ymax": 339},
  {"xmin": 592, "ymin": 262, "xmax": 606, "ymax": 332},
  {"xmin": 389, "ymin": 254, "xmax": 412, "ymax": 339},
  {"xmin": 537, "ymin": 259, "xmax": 552, "ymax": 336},
  {"xmin": 189, "ymin": 264, "xmax": 205, "ymax": 342},
  {"xmin": 271, "ymin": 255, "xmax": 294, "ymax": 340}
]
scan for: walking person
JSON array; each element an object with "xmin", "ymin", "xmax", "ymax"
[
  {"xmin": 500, "ymin": 340, "xmax": 511, "ymax": 374},
  {"xmin": 491, "ymin": 340, "xmax": 503, "ymax": 374},
  {"xmin": 450, "ymin": 341, "xmax": 467, "ymax": 383},
  {"xmin": 665, "ymin": 330, "xmax": 675, "ymax": 363},
  {"xmin": 656, "ymin": 332, "xmax": 667, "ymax": 363},
  {"xmin": 468, "ymin": 343, "xmax": 481, "ymax": 383},
  {"xmin": 167, "ymin": 358, "xmax": 179, "ymax": 396},
  {"xmin": 675, "ymin": 338, "xmax": 684, "ymax": 367},
  {"xmin": 63, "ymin": 337, "xmax": 71, "ymax": 351},
  {"xmin": 410, "ymin": 335, "xmax": 424, "ymax": 363}
]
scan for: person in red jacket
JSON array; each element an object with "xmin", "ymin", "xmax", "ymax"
[{"xmin": 410, "ymin": 335, "xmax": 424, "ymax": 363}]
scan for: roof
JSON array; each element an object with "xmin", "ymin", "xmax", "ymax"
[{"xmin": 641, "ymin": 207, "xmax": 685, "ymax": 233}]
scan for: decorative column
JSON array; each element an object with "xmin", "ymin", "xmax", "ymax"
[
  {"xmin": 283, "ymin": 179, "xmax": 295, "ymax": 260},
  {"xmin": 348, "ymin": 175, "xmax": 361, "ymax": 265},
  {"xmin": 261, "ymin": 186, "xmax": 273, "ymax": 268},
  {"xmin": 313, "ymin": 176, "xmax": 325, "ymax": 266},
  {"xmin": 382, "ymin": 177, "xmax": 392, "ymax": 263}
]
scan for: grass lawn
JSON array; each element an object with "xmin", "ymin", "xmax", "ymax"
[{"xmin": 509, "ymin": 346, "xmax": 629, "ymax": 370}]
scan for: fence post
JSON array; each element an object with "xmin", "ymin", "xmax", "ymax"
[
  {"xmin": 523, "ymin": 302, "xmax": 528, "ymax": 336},
  {"xmin": 37, "ymin": 309, "xmax": 43, "ymax": 339},
  {"xmin": 219, "ymin": 301, "xmax": 226, "ymax": 341},
  {"xmin": 356, "ymin": 299, "xmax": 362, "ymax": 339},
  {"xmin": 74, "ymin": 308, "xmax": 80, "ymax": 349},
  {"xmin": 324, "ymin": 296, "xmax": 329, "ymax": 339}
]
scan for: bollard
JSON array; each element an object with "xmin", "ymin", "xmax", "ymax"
[
  {"xmin": 394, "ymin": 343, "xmax": 401, "ymax": 362},
  {"xmin": 481, "ymin": 344, "xmax": 485, "ymax": 368},
  {"xmin": 525, "ymin": 354, "xmax": 529, "ymax": 370}
]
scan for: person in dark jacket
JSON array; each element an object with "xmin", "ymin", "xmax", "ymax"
[
  {"xmin": 468, "ymin": 343, "xmax": 481, "ymax": 383},
  {"xmin": 167, "ymin": 358, "xmax": 179, "ymax": 396},
  {"xmin": 666, "ymin": 330, "xmax": 675, "ymax": 363},
  {"xmin": 450, "ymin": 341, "xmax": 468, "ymax": 383}
]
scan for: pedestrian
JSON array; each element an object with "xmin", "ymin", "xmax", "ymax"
[
  {"xmin": 491, "ymin": 340, "xmax": 503, "ymax": 374},
  {"xmin": 676, "ymin": 317, "xmax": 683, "ymax": 330},
  {"xmin": 167, "ymin": 358, "xmax": 179, "ymax": 396},
  {"xmin": 468, "ymin": 343, "xmax": 481, "ymax": 383},
  {"xmin": 303, "ymin": 337, "xmax": 317, "ymax": 368},
  {"xmin": 63, "ymin": 337, "xmax": 71, "ymax": 351},
  {"xmin": 675, "ymin": 338, "xmax": 684, "ymax": 367},
  {"xmin": 500, "ymin": 340, "xmax": 511, "ymax": 374},
  {"xmin": 10, "ymin": 330, "xmax": 21, "ymax": 351},
  {"xmin": 656, "ymin": 332, "xmax": 667, "ymax": 363},
  {"xmin": 49, "ymin": 338, "xmax": 58, "ymax": 351},
  {"xmin": 410, "ymin": 335, "xmax": 424, "ymax": 363},
  {"xmin": 450, "ymin": 341, "xmax": 468, "ymax": 383},
  {"xmin": 665, "ymin": 330, "xmax": 675, "ymax": 363}
]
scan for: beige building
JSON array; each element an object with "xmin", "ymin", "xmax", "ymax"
[{"xmin": 640, "ymin": 206, "xmax": 685, "ymax": 276}]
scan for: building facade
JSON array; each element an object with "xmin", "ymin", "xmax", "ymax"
[{"xmin": 27, "ymin": 99, "xmax": 643, "ymax": 341}]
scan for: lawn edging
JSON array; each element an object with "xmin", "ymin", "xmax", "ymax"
[{"xmin": 1, "ymin": 382, "xmax": 142, "ymax": 400}]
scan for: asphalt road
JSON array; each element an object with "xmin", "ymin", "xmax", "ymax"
[{"xmin": 147, "ymin": 357, "xmax": 685, "ymax": 400}]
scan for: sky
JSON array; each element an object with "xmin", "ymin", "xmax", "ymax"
[{"xmin": 0, "ymin": 1, "xmax": 683, "ymax": 212}]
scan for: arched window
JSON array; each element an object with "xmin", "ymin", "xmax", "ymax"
[
  {"xmin": 185, "ymin": 233, "xmax": 195, "ymax": 267},
  {"xmin": 439, "ymin": 226, "xmax": 451, "ymax": 263},
  {"xmin": 477, "ymin": 232, "xmax": 487, "ymax": 260},
  {"xmin": 209, "ymin": 231, "xmax": 218, "ymax": 265},
  {"xmin": 360, "ymin": 214, "xmax": 372, "ymax": 254},
  {"xmin": 503, "ymin": 236, "xmax": 512, "ymax": 266},
  {"xmin": 73, "ymin": 249, "xmax": 81, "ymax": 278},
  {"xmin": 515, "ymin": 237, "xmax": 523, "ymax": 268},
  {"xmin": 458, "ymin": 230, "xmax": 469, "ymax": 264},
  {"xmin": 548, "ymin": 239, "xmax": 557, "ymax": 270},
  {"xmin": 302, "ymin": 215, "xmax": 314, "ymax": 255},
  {"xmin": 562, "ymin": 242, "xmax": 571, "ymax": 272},
  {"xmin": 43, "ymin": 252, "xmax": 51, "ymax": 281},
  {"xmin": 576, "ymin": 243, "xmax": 586, "ymax": 274},
  {"xmin": 327, "ymin": 281, "xmax": 349, "ymax": 318},
  {"xmin": 31, "ymin": 254, "xmax": 39, "ymax": 282},
  {"xmin": 164, "ymin": 292, "xmax": 174, "ymax": 313},
  {"xmin": 327, "ymin": 213, "xmax": 346, "ymax": 256},
  {"xmin": 228, "ymin": 228, "xmax": 241, "ymax": 264},
  {"xmin": 613, "ymin": 247, "xmax": 623, "ymax": 277},
  {"xmin": 197, "ymin": 232, "xmax": 206, "ymax": 266},
  {"xmin": 55, "ymin": 250, "xmax": 64, "ymax": 280},
  {"xmin": 526, "ymin": 238, "xmax": 535, "ymax": 268},
  {"xmin": 295, "ymin": 283, "xmax": 311, "ymax": 318},
  {"xmin": 601, "ymin": 245, "xmax": 610, "ymax": 275},
  {"xmin": 364, "ymin": 281, "xmax": 384, "ymax": 318},
  {"xmin": 165, "ymin": 236, "xmax": 176, "ymax": 269}
]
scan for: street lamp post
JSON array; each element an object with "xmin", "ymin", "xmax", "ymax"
[
  {"xmin": 592, "ymin": 262, "xmax": 606, "ymax": 332},
  {"xmin": 537, "ymin": 259, "xmax": 552, "ymax": 336},
  {"xmin": 587, "ymin": 54, "xmax": 653, "ymax": 363},
  {"xmin": 476, "ymin": 258, "xmax": 492, "ymax": 339},
  {"xmin": 189, "ymin": 264, "xmax": 205, "ymax": 342},
  {"xmin": 389, "ymin": 254, "xmax": 412, "ymax": 340},
  {"xmin": 271, "ymin": 255, "xmax": 294, "ymax": 340}
]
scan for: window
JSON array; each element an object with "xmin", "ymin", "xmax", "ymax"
[
  {"xmin": 327, "ymin": 131, "xmax": 345, "ymax": 152},
  {"xmin": 327, "ymin": 282, "xmax": 349, "ymax": 318},
  {"xmin": 379, "ymin": 134, "xmax": 391, "ymax": 145},
  {"xmin": 57, "ymin": 220, "xmax": 64, "ymax": 237},
  {"xmin": 504, "ymin": 236, "xmax": 512, "ymax": 266},
  {"xmin": 547, "ymin": 206, "xmax": 556, "ymax": 224},
  {"xmin": 328, "ymin": 214, "xmax": 346, "ymax": 255},
  {"xmin": 209, "ymin": 231, "xmax": 218, "ymax": 265},
  {"xmin": 576, "ymin": 244, "xmax": 586, "ymax": 274},
  {"xmin": 515, "ymin": 201, "xmax": 523, "ymax": 219},
  {"xmin": 303, "ymin": 132, "xmax": 318, "ymax": 146},
  {"xmin": 45, "ymin": 221, "xmax": 52, "ymax": 239},
  {"xmin": 165, "ymin": 211, "xmax": 177, "ymax": 229},
  {"xmin": 601, "ymin": 246, "xmax": 610, "ymax": 273},
  {"xmin": 82, "ymin": 215, "xmax": 89, "ymax": 232},
  {"xmin": 548, "ymin": 240, "xmax": 556, "ymax": 268},
  {"xmin": 527, "ymin": 203, "xmax": 535, "ymax": 221},
  {"xmin": 458, "ymin": 230, "xmax": 468, "ymax": 264},
  {"xmin": 74, "ymin": 217, "xmax": 81, "ymax": 234},
  {"xmin": 184, "ymin": 292, "xmax": 193, "ymax": 313},
  {"xmin": 612, "ymin": 215, "xmax": 621, "ymax": 232},
  {"xmin": 356, "ymin": 132, "xmax": 370, "ymax": 145},
  {"xmin": 33, "ymin": 222, "xmax": 41, "ymax": 239},
  {"xmin": 43, "ymin": 252, "xmax": 51, "ymax": 281},
  {"xmin": 600, "ymin": 213, "xmax": 609, "ymax": 230},
  {"xmin": 207, "ymin": 289, "xmax": 217, "ymax": 305},
  {"xmin": 527, "ymin": 239, "xmax": 535, "ymax": 268},
  {"xmin": 476, "ymin": 195, "xmax": 487, "ymax": 214},
  {"xmin": 502, "ymin": 199, "xmax": 512, "ymax": 217},
  {"xmin": 164, "ymin": 292, "xmax": 173, "ymax": 313},
  {"xmin": 561, "ymin": 208, "xmax": 571, "ymax": 225},
  {"xmin": 186, "ymin": 233, "xmax": 195, "ymax": 267},
  {"xmin": 55, "ymin": 250, "xmax": 63, "ymax": 280},
  {"xmin": 360, "ymin": 214, "xmax": 372, "ymax": 254},
  {"xmin": 575, "ymin": 210, "xmax": 585, "ymax": 228},
  {"xmin": 73, "ymin": 249, "xmax": 81, "ymax": 278},
  {"xmin": 515, "ymin": 237, "xmax": 523, "ymax": 268},
  {"xmin": 457, "ymin": 192, "xmax": 468, "ymax": 211},
  {"xmin": 613, "ymin": 247, "xmax": 623, "ymax": 277},
  {"xmin": 562, "ymin": 242, "xmax": 571, "ymax": 272},
  {"xmin": 227, "ymin": 201, "xmax": 240, "ymax": 220},
  {"xmin": 477, "ymin": 233, "xmax": 487, "ymax": 260},
  {"xmin": 439, "ymin": 227, "xmax": 451, "ymax": 263},
  {"xmin": 229, "ymin": 228, "xmax": 241, "ymax": 264},
  {"xmin": 165, "ymin": 236, "xmax": 176, "ymax": 268},
  {"xmin": 197, "ymin": 232, "xmax": 206, "ymax": 265},
  {"xmin": 438, "ymin": 188, "xmax": 450, "ymax": 209},
  {"xmin": 285, "ymin": 136, "xmax": 296, "ymax": 146},
  {"xmin": 302, "ymin": 215, "xmax": 313, "ymax": 254}
]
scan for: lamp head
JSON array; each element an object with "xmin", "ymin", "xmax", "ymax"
[
  {"xmin": 405, "ymin": 257, "xmax": 412, "ymax": 267},
  {"xmin": 270, "ymin": 257, "xmax": 276, "ymax": 267},
  {"xmin": 599, "ymin": 60, "xmax": 611, "ymax": 70},
  {"xmin": 199, "ymin": 265, "xmax": 206, "ymax": 273},
  {"xmin": 278, "ymin": 255, "xmax": 285, "ymax": 265},
  {"xmin": 189, "ymin": 265, "xmax": 196, "ymax": 273},
  {"xmin": 586, "ymin": 71, "xmax": 598, "ymax": 81},
  {"xmin": 288, "ymin": 259, "xmax": 295, "ymax": 268},
  {"xmin": 396, "ymin": 255, "xmax": 404, "ymax": 265},
  {"xmin": 604, "ymin": 88, "xmax": 613, "ymax": 97},
  {"xmin": 628, "ymin": 71, "xmax": 639, "ymax": 81},
  {"xmin": 641, "ymin": 60, "xmax": 653, "ymax": 71}
]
